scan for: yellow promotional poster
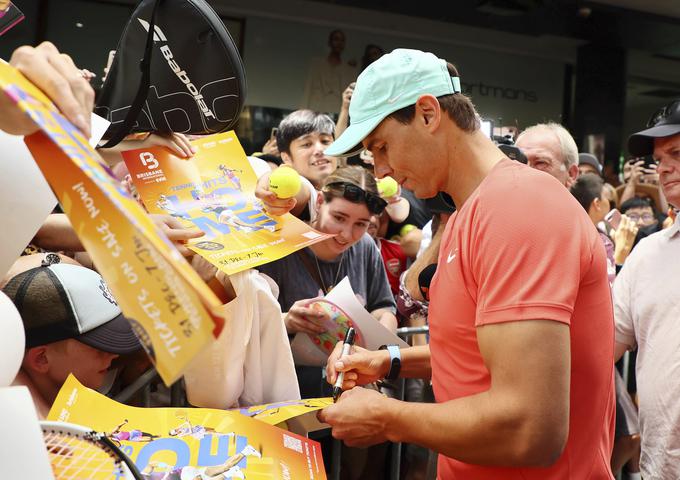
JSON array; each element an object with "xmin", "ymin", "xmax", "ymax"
[
  {"xmin": 49, "ymin": 375, "xmax": 327, "ymax": 479},
  {"xmin": 0, "ymin": 60, "xmax": 225, "ymax": 386},
  {"xmin": 122, "ymin": 132, "xmax": 332, "ymax": 275},
  {"xmin": 234, "ymin": 398, "xmax": 333, "ymax": 435}
]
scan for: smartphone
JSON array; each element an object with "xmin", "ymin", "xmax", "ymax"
[
  {"xmin": 605, "ymin": 209, "xmax": 622, "ymax": 230},
  {"xmin": 629, "ymin": 156, "xmax": 658, "ymax": 169},
  {"xmin": 270, "ymin": 127, "xmax": 278, "ymax": 140}
]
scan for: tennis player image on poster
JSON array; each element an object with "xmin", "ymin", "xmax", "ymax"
[
  {"xmin": 50, "ymin": 375, "xmax": 327, "ymax": 480},
  {"xmin": 123, "ymin": 132, "xmax": 332, "ymax": 275}
]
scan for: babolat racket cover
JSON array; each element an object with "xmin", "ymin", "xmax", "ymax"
[{"xmin": 96, "ymin": 0, "xmax": 246, "ymax": 146}]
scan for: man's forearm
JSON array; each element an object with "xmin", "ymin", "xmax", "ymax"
[
  {"xmin": 33, "ymin": 214, "xmax": 84, "ymax": 251},
  {"xmin": 398, "ymin": 345, "xmax": 432, "ymax": 379},
  {"xmin": 619, "ymin": 182, "xmax": 636, "ymax": 205},
  {"xmin": 290, "ymin": 176, "xmax": 313, "ymax": 217},
  {"xmin": 383, "ymin": 388, "xmax": 559, "ymax": 467},
  {"xmin": 335, "ymin": 106, "xmax": 349, "ymax": 139}
]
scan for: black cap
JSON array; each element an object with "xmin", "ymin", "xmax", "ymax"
[
  {"xmin": 578, "ymin": 153, "xmax": 603, "ymax": 176},
  {"xmin": 628, "ymin": 99, "xmax": 680, "ymax": 157}
]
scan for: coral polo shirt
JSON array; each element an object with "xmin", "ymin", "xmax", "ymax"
[{"xmin": 428, "ymin": 159, "xmax": 615, "ymax": 479}]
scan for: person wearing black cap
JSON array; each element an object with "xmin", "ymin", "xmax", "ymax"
[
  {"xmin": 4, "ymin": 256, "xmax": 140, "ymax": 418},
  {"xmin": 613, "ymin": 99, "xmax": 680, "ymax": 478},
  {"xmin": 578, "ymin": 152, "xmax": 603, "ymax": 177}
]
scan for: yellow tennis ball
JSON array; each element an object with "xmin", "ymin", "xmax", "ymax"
[
  {"xmin": 377, "ymin": 176, "xmax": 399, "ymax": 198},
  {"xmin": 269, "ymin": 167, "xmax": 302, "ymax": 199},
  {"xmin": 400, "ymin": 224, "xmax": 417, "ymax": 237}
]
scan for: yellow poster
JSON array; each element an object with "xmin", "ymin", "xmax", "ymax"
[
  {"xmin": 0, "ymin": 60, "xmax": 225, "ymax": 386},
  {"xmin": 234, "ymin": 398, "xmax": 333, "ymax": 435},
  {"xmin": 122, "ymin": 132, "xmax": 332, "ymax": 275},
  {"xmin": 49, "ymin": 375, "xmax": 327, "ymax": 479}
]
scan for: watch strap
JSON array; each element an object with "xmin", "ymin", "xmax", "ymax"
[{"xmin": 379, "ymin": 344, "xmax": 401, "ymax": 380}]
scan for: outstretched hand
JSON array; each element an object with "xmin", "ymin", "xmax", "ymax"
[
  {"xmin": 150, "ymin": 214, "xmax": 204, "ymax": 256},
  {"xmin": 3, "ymin": 42, "xmax": 94, "ymax": 137},
  {"xmin": 255, "ymin": 170, "xmax": 297, "ymax": 217}
]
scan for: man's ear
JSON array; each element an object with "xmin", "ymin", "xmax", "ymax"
[
  {"xmin": 568, "ymin": 163, "xmax": 579, "ymax": 183},
  {"xmin": 590, "ymin": 197, "xmax": 602, "ymax": 215},
  {"xmin": 414, "ymin": 94, "xmax": 441, "ymax": 131},
  {"xmin": 281, "ymin": 151, "xmax": 293, "ymax": 166},
  {"xmin": 314, "ymin": 191, "xmax": 325, "ymax": 217},
  {"xmin": 23, "ymin": 346, "xmax": 49, "ymax": 374}
]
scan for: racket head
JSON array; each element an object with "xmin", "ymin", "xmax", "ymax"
[{"xmin": 40, "ymin": 421, "xmax": 142, "ymax": 480}]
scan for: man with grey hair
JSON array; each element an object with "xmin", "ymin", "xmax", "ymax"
[{"xmin": 516, "ymin": 122, "xmax": 579, "ymax": 188}]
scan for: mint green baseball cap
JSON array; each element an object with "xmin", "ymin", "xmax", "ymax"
[{"xmin": 325, "ymin": 48, "xmax": 461, "ymax": 157}]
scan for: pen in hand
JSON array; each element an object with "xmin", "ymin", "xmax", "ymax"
[{"xmin": 332, "ymin": 327, "xmax": 356, "ymax": 402}]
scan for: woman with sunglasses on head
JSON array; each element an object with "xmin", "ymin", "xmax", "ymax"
[
  {"xmin": 257, "ymin": 166, "xmax": 398, "ymax": 477},
  {"xmin": 257, "ymin": 166, "xmax": 397, "ymax": 391}
]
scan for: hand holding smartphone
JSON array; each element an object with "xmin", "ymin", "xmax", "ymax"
[{"xmin": 605, "ymin": 209, "xmax": 622, "ymax": 230}]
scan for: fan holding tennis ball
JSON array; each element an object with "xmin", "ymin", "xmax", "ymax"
[
  {"xmin": 269, "ymin": 166, "xmax": 302, "ymax": 199},
  {"xmin": 377, "ymin": 176, "xmax": 399, "ymax": 199}
]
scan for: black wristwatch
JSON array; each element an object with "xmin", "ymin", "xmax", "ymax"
[{"xmin": 379, "ymin": 344, "xmax": 402, "ymax": 380}]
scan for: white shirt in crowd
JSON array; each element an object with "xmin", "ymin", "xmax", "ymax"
[{"xmin": 613, "ymin": 216, "xmax": 680, "ymax": 479}]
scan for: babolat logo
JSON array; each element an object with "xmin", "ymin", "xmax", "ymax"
[{"xmin": 138, "ymin": 18, "xmax": 216, "ymax": 120}]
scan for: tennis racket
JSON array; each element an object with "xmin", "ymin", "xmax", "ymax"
[{"xmin": 40, "ymin": 421, "xmax": 143, "ymax": 480}]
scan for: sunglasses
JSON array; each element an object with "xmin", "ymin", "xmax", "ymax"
[
  {"xmin": 646, "ymin": 100, "xmax": 680, "ymax": 128},
  {"xmin": 324, "ymin": 182, "xmax": 387, "ymax": 215}
]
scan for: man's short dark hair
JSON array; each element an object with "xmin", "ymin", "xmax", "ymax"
[
  {"xmin": 570, "ymin": 173, "xmax": 604, "ymax": 212},
  {"xmin": 387, "ymin": 62, "xmax": 479, "ymax": 132},
  {"xmin": 276, "ymin": 110, "xmax": 335, "ymax": 155},
  {"xmin": 620, "ymin": 196, "xmax": 655, "ymax": 215}
]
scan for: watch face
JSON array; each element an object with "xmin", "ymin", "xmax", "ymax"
[{"xmin": 305, "ymin": 299, "xmax": 364, "ymax": 355}]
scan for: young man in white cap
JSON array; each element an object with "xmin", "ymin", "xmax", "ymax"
[
  {"xmin": 4, "ymin": 255, "xmax": 140, "ymax": 418},
  {"xmin": 319, "ymin": 49, "xmax": 615, "ymax": 478},
  {"xmin": 614, "ymin": 98, "xmax": 680, "ymax": 478}
]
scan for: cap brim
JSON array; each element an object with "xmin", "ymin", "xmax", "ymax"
[
  {"xmin": 325, "ymin": 114, "xmax": 387, "ymax": 157},
  {"xmin": 628, "ymin": 124, "xmax": 680, "ymax": 156},
  {"xmin": 615, "ymin": 183, "xmax": 662, "ymax": 210},
  {"xmin": 78, "ymin": 313, "xmax": 142, "ymax": 355}
]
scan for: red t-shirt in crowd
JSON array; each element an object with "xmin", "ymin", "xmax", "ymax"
[
  {"xmin": 378, "ymin": 238, "xmax": 407, "ymax": 297},
  {"xmin": 428, "ymin": 159, "xmax": 615, "ymax": 479}
]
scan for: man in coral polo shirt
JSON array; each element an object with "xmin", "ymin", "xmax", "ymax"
[{"xmin": 318, "ymin": 49, "xmax": 615, "ymax": 478}]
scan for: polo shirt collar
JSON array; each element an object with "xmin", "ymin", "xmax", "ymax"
[{"xmin": 665, "ymin": 215, "xmax": 680, "ymax": 239}]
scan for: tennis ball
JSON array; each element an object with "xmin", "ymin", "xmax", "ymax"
[
  {"xmin": 377, "ymin": 176, "xmax": 399, "ymax": 198},
  {"xmin": 400, "ymin": 224, "xmax": 417, "ymax": 237},
  {"xmin": 269, "ymin": 166, "xmax": 302, "ymax": 199}
]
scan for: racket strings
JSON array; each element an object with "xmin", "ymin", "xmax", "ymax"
[{"xmin": 43, "ymin": 430, "xmax": 123, "ymax": 479}]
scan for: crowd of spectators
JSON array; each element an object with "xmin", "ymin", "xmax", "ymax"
[{"xmin": 2, "ymin": 38, "xmax": 680, "ymax": 480}]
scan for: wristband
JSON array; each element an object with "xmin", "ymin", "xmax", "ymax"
[{"xmin": 379, "ymin": 344, "xmax": 401, "ymax": 380}]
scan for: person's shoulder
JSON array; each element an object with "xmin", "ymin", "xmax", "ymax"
[
  {"xmin": 475, "ymin": 160, "xmax": 573, "ymax": 215},
  {"xmin": 482, "ymin": 159, "xmax": 565, "ymax": 196},
  {"xmin": 627, "ymin": 227, "xmax": 673, "ymax": 263},
  {"xmin": 356, "ymin": 234, "xmax": 379, "ymax": 251},
  {"xmin": 256, "ymin": 252, "xmax": 296, "ymax": 274}
]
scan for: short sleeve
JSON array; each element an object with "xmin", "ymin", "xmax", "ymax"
[
  {"xmin": 471, "ymin": 175, "xmax": 593, "ymax": 326},
  {"xmin": 248, "ymin": 156, "xmax": 272, "ymax": 178},
  {"xmin": 612, "ymin": 260, "xmax": 637, "ymax": 349}
]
